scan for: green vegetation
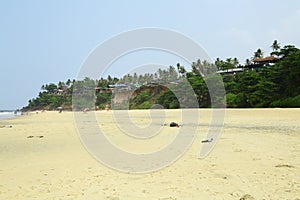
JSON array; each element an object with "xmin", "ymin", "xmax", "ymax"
[
  {"xmin": 222, "ymin": 44, "xmax": 300, "ymax": 108},
  {"xmin": 26, "ymin": 80, "xmax": 74, "ymax": 110},
  {"xmin": 23, "ymin": 41, "xmax": 300, "ymax": 110}
]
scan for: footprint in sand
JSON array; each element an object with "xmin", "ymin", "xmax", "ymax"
[
  {"xmin": 239, "ymin": 194, "xmax": 255, "ymax": 200},
  {"xmin": 26, "ymin": 135, "xmax": 44, "ymax": 138},
  {"xmin": 275, "ymin": 164, "xmax": 295, "ymax": 168}
]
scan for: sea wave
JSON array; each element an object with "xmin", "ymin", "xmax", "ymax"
[{"xmin": 0, "ymin": 111, "xmax": 15, "ymax": 120}]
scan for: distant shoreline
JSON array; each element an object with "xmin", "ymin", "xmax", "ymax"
[{"xmin": 0, "ymin": 110, "xmax": 20, "ymax": 120}]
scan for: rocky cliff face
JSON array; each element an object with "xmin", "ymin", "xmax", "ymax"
[
  {"xmin": 112, "ymin": 90, "xmax": 133, "ymax": 104},
  {"xmin": 112, "ymin": 85, "xmax": 168, "ymax": 109}
]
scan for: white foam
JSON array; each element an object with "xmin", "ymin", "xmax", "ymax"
[{"xmin": 0, "ymin": 111, "xmax": 15, "ymax": 120}]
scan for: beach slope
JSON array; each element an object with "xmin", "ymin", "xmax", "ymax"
[{"xmin": 0, "ymin": 109, "xmax": 299, "ymax": 199}]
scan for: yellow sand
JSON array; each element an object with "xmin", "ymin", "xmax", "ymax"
[{"xmin": 0, "ymin": 109, "xmax": 299, "ymax": 199}]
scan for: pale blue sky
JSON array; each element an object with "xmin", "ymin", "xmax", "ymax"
[{"xmin": 1, "ymin": 0, "xmax": 300, "ymax": 110}]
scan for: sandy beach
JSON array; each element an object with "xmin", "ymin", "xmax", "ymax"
[{"xmin": 0, "ymin": 109, "xmax": 299, "ymax": 199}]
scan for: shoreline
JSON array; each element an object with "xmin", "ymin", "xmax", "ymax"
[{"xmin": 0, "ymin": 111, "xmax": 17, "ymax": 121}]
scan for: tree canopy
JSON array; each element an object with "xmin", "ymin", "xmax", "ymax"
[{"xmin": 23, "ymin": 41, "xmax": 300, "ymax": 111}]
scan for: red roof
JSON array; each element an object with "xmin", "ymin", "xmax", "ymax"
[{"xmin": 253, "ymin": 56, "xmax": 277, "ymax": 63}]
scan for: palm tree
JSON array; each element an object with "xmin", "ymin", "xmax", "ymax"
[
  {"xmin": 66, "ymin": 79, "xmax": 71, "ymax": 86},
  {"xmin": 215, "ymin": 58, "xmax": 222, "ymax": 70},
  {"xmin": 225, "ymin": 58, "xmax": 235, "ymax": 71},
  {"xmin": 58, "ymin": 81, "xmax": 63, "ymax": 89},
  {"xmin": 253, "ymin": 48, "xmax": 263, "ymax": 59},
  {"xmin": 176, "ymin": 63, "xmax": 186, "ymax": 77},
  {"xmin": 271, "ymin": 40, "xmax": 280, "ymax": 52},
  {"xmin": 245, "ymin": 58, "xmax": 251, "ymax": 66},
  {"xmin": 233, "ymin": 57, "xmax": 239, "ymax": 67}
]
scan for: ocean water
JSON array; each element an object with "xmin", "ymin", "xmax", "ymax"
[{"xmin": 0, "ymin": 110, "xmax": 17, "ymax": 120}]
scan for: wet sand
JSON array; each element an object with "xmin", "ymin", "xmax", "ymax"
[{"xmin": 0, "ymin": 109, "xmax": 299, "ymax": 199}]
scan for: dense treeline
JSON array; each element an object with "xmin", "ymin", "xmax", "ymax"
[
  {"xmin": 223, "ymin": 44, "xmax": 300, "ymax": 107},
  {"xmin": 25, "ymin": 80, "xmax": 74, "ymax": 110},
  {"xmin": 23, "ymin": 41, "xmax": 300, "ymax": 111}
]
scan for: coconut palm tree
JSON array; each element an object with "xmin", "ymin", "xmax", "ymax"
[
  {"xmin": 233, "ymin": 57, "xmax": 239, "ymax": 67},
  {"xmin": 215, "ymin": 58, "xmax": 222, "ymax": 70},
  {"xmin": 245, "ymin": 58, "xmax": 251, "ymax": 66},
  {"xmin": 271, "ymin": 40, "xmax": 280, "ymax": 52},
  {"xmin": 66, "ymin": 79, "xmax": 71, "ymax": 86},
  {"xmin": 176, "ymin": 63, "xmax": 186, "ymax": 77},
  {"xmin": 253, "ymin": 48, "xmax": 263, "ymax": 59}
]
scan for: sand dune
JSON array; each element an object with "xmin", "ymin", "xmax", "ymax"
[{"xmin": 0, "ymin": 109, "xmax": 299, "ymax": 199}]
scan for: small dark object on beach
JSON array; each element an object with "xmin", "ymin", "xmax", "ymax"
[
  {"xmin": 169, "ymin": 122, "xmax": 179, "ymax": 127},
  {"xmin": 239, "ymin": 194, "xmax": 255, "ymax": 200},
  {"xmin": 275, "ymin": 164, "xmax": 294, "ymax": 168},
  {"xmin": 201, "ymin": 138, "xmax": 213, "ymax": 143},
  {"xmin": 27, "ymin": 136, "xmax": 34, "ymax": 138},
  {"xmin": 57, "ymin": 107, "xmax": 63, "ymax": 113},
  {"xmin": 36, "ymin": 136, "xmax": 44, "ymax": 138},
  {"xmin": 0, "ymin": 125, "xmax": 12, "ymax": 128}
]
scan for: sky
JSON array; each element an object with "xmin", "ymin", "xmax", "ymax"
[{"xmin": 1, "ymin": 0, "xmax": 300, "ymax": 110}]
